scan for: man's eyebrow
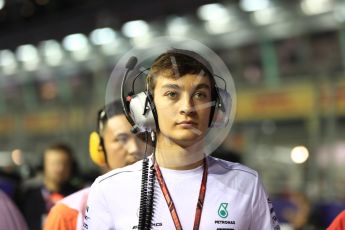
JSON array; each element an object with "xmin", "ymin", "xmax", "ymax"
[
  {"xmin": 115, "ymin": 133, "xmax": 129, "ymax": 138},
  {"xmin": 116, "ymin": 133, "xmax": 129, "ymax": 136},
  {"xmin": 195, "ymin": 83, "xmax": 210, "ymax": 90},
  {"xmin": 161, "ymin": 84, "xmax": 180, "ymax": 90},
  {"xmin": 160, "ymin": 83, "xmax": 210, "ymax": 90}
]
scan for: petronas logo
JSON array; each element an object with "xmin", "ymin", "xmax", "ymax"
[{"xmin": 218, "ymin": 203, "xmax": 228, "ymax": 218}]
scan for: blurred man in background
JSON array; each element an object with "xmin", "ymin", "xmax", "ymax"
[
  {"xmin": 18, "ymin": 143, "xmax": 79, "ymax": 230},
  {"xmin": 44, "ymin": 99, "xmax": 143, "ymax": 230}
]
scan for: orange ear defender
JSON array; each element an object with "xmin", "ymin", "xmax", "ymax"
[{"xmin": 89, "ymin": 131, "xmax": 106, "ymax": 167}]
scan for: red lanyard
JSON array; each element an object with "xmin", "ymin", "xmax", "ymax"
[{"xmin": 154, "ymin": 159, "xmax": 208, "ymax": 230}]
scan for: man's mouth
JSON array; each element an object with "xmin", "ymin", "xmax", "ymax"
[{"xmin": 176, "ymin": 120, "xmax": 197, "ymax": 125}]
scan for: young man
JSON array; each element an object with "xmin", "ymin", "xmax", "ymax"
[
  {"xmin": 84, "ymin": 49, "xmax": 280, "ymax": 229},
  {"xmin": 43, "ymin": 100, "xmax": 143, "ymax": 230}
]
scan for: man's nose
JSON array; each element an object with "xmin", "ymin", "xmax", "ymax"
[
  {"xmin": 179, "ymin": 94, "xmax": 195, "ymax": 116},
  {"xmin": 125, "ymin": 137, "xmax": 140, "ymax": 155}
]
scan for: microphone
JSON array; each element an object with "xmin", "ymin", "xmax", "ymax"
[
  {"xmin": 121, "ymin": 56, "xmax": 138, "ymax": 129},
  {"xmin": 126, "ymin": 56, "xmax": 138, "ymax": 70}
]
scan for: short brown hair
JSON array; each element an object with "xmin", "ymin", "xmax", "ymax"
[{"xmin": 147, "ymin": 49, "xmax": 216, "ymax": 95}]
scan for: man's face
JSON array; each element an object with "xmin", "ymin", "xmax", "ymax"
[
  {"xmin": 153, "ymin": 73, "xmax": 212, "ymax": 147},
  {"xmin": 102, "ymin": 114, "xmax": 143, "ymax": 169},
  {"xmin": 44, "ymin": 150, "xmax": 71, "ymax": 185}
]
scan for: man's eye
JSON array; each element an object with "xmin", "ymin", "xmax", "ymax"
[
  {"xmin": 165, "ymin": 91, "xmax": 178, "ymax": 99},
  {"xmin": 115, "ymin": 135, "xmax": 129, "ymax": 144},
  {"xmin": 194, "ymin": 92, "xmax": 207, "ymax": 99}
]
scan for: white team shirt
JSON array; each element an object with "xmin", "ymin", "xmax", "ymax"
[{"xmin": 83, "ymin": 156, "xmax": 280, "ymax": 230}]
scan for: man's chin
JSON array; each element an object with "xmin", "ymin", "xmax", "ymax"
[
  {"xmin": 159, "ymin": 131, "xmax": 205, "ymax": 147},
  {"xmin": 171, "ymin": 135, "xmax": 204, "ymax": 148},
  {"xmin": 127, "ymin": 155, "xmax": 143, "ymax": 164}
]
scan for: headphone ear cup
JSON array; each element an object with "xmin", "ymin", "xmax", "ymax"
[
  {"xmin": 89, "ymin": 131, "xmax": 106, "ymax": 167},
  {"xmin": 211, "ymin": 87, "xmax": 231, "ymax": 128},
  {"xmin": 146, "ymin": 91, "xmax": 159, "ymax": 130},
  {"xmin": 128, "ymin": 91, "xmax": 157, "ymax": 132}
]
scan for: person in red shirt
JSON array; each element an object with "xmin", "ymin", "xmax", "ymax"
[{"xmin": 328, "ymin": 210, "xmax": 345, "ymax": 230}]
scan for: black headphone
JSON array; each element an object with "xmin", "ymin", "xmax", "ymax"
[{"xmin": 121, "ymin": 49, "xmax": 231, "ymax": 134}]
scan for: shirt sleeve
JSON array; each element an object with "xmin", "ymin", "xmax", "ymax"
[
  {"xmin": 250, "ymin": 175, "xmax": 280, "ymax": 230},
  {"xmin": 43, "ymin": 203, "xmax": 78, "ymax": 230},
  {"xmin": 83, "ymin": 180, "xmax": 114, "ymax": 230}
]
